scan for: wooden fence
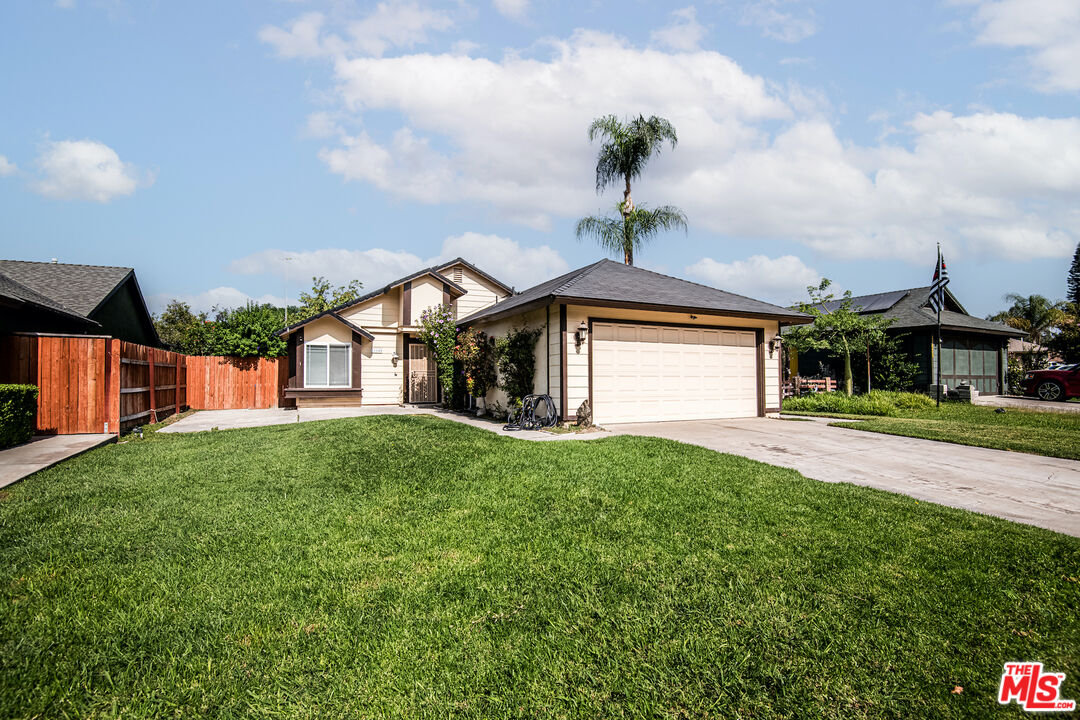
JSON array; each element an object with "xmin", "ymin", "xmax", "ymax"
[
  {"xmin": 0, "ymin": 333, "xmax": 286, "ymax": 435},
  {"xmin": 782, "ymin": 376, "xmax": 837, "ymax": 399},
  {"xmin": 187, "ymin": 355, "xmax": 286, "ymax": 410}
]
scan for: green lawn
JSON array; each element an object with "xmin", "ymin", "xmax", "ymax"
[
  {"xmin": 784, "ymin": 402, "xmax": 1080, "ymax": 460},
  {"xmin": 0, "ymin": 416, "xmax": 1077, "ymax": 718}
]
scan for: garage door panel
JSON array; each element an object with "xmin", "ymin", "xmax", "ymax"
[{"xmin": 592, "ymin": 321, "xmax": 759, "ymax": 424}]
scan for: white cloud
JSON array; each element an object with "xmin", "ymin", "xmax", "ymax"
[
  {"xmin": 148, "ymin": 287, "xmax": 284, "ymax": 315},
  {"xmin": 31, "ymin": 139, "xmax": 150, "ymax": 202},
  {"xmin": 493, "ymin": 0, "xmax": 529, "ymax": 21},
  {"xmin": 650, "ymin": 6, "xmax": 706, "ymax": 52},
  {"xmin": 957, "ymin": 0, "xmax": 1080, "ymax": 92},
  {"xmin": 741, "ymin": 1, "xmax": 817, "ymax": 43},
  {"xmin": 228, "ymin": 233, "xmax": 568, "ymax": 297},
  {"xmin": 259, "ymin": 2, "xmax": 453, "ymax": 59},
  {"xmin": 436, "ymin": 232, "xmax": 568, "ymax": 289},
  {"xmin": 0, "ymin": 155, "xmax": 16, "ymax": 177},
  {"xmin": 269, "ymin": 28, "xmax": 1079, "ymax": 265},
  {"xmin": 686, "ymin": 255, "xmax": 821, "ymax": 305}
]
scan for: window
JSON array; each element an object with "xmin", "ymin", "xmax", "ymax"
[{"xmin": 305, "ymin": 343, "xmax": 350, "ymax": 387}]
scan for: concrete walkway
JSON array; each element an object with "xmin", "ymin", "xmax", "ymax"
[
  {"xmin": 0, "ymin": 434, "xmax": 115, "ymax": 489},
  {"xmin": 974, "ymin": 395, "xmax": 1080, "ymax": 414},
  {"xmin": 159, "ymin": 406, "xmax": 590, "ymax": 442},
  {"xmin": 606, "ymin": 418, "xmax": 1080, "ymax": 537}
]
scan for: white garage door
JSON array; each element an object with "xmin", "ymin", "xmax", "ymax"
[{"xmin": 592, "ymin": 322, "xmax": 759, "ymax": 424}]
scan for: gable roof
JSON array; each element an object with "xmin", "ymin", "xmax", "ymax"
[
  {"xmin": 811, "ymin": 286, "xmax": 1022, "ymax": 337},
  {"xmin": 0, "ymin": 270, "xmax": 101, "ymax": 328},
  {"xmin": 459, "ymin": 259, "xmax": 811, "ymax": 325},
  {"xmin": 276, "ymin": 258, "xmax": 509, "ymax": 336},
  {"xmin": 436, "ymin": 257, "xmax": 515, "ymax": 294},
  {"xmin": 0, "ymin": 260, "xmax": 135, "ymax": 317}
]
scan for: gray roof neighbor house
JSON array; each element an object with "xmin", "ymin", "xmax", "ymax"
[
  {"xmin": 461, "ymin": 259, "xmax": 810, "ymax": 325},
  {"xmin": 815, "ymin": 286, "xmax": 1022, "ymax": 337},
  {"xmin": 0, "ymin": 260, "xmax": 158, "ymax": 345}
]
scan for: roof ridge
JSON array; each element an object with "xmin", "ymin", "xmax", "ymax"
[
  {"xmin": 0, "ymin": 259, "xmax": 133, "ymax": 271},
  {"xmin": 553, "ymin": 259, "xmax": 608, "ymax": 295}
]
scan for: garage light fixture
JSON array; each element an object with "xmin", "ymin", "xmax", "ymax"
[
  {"xmin": 768, "ymin": 336, "xmax": 781, "ymax": 358},
  {"xmin": 575, "ymin": 321, "xmax": 588, "ymax": 348}
]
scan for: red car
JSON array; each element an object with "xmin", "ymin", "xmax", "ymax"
[{"xmin": 1021, "ymin": 363, "xmax": 1080, "ymax": 401}]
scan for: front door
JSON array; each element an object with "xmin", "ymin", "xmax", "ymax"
[{"xmin": 408, "ymin": 343, "xmax": 438, "ymax": 403}]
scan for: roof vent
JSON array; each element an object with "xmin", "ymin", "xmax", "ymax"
[{"xmin": 51, "ymin": 258, "xmax": 58, "ymax": 264}]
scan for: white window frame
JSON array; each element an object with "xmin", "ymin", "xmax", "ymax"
[{"xmin": 304, "ymin": 342, "xmax": 351, "ymax": 388}]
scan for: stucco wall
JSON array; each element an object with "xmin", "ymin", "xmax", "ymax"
[
  {"xmin": 304, "ymin": 316, "xmax": 353, "ymax": 345},
  {"xmin": 469, "ymin": 307, "xmax": 549, "ymax": 414},
  {"xmin": 407, "ymin": 277, "xmax": 444, "ymax": 327}
]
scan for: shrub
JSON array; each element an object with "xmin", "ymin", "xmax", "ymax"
[
  {"xmin": 0, "ymin": 384, "xmax": 38, "ymax": 448},
  {"xmin": 453, "ymin": 327, "xmax": 497, "ymax": 398},
  {"xmin": 782, "ymin": 390, "xmax": 934, "ymax": 417},
  {"xmin": 416, "ymin": 304, "xmax": 457, "ymax": 401},
  {"xmin": 495, "ymin": 326, "xmax": 543, "ymax": 403}
]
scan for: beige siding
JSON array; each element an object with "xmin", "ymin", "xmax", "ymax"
[
  {"xmin": 304, "ymin": 316, "xmax": 353, "ymax": 345},
  {"xmin": 408, "ymin": 277, "xmax": 444, "ymax": 326},
  {"xmin": 547, "ymin": 304, "xmax": 561, "ymax": 415},
  {"xmin": 341, "ymin": 289, "xmax": 400, "ymax": 329},
  {"xmin": 361, "ymin": 331, "xmax": 403, "ymax": 404},
  {"xmin": 445, "ymin": 263, "xmax": 509, "ymax": 320},
  {"xmin": 471, "ymin": 308, "xmax": 548, "ymax": 414}
]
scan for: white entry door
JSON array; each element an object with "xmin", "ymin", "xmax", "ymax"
[{"xmin": 591, "ymin": 322, "xmax": 759, "ymax": 424}]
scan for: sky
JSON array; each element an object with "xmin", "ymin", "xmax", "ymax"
[{"xmin": 1, "ymin": 0, "xmax": 1078, "ymax": 318}]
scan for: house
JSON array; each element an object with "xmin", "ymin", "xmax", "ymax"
[
  {"xmin": 0, "ymin": 260, "xmax": 158, "ymax": 345},
  {"xmin": 459, "ymin": 260, "xmax": 810, "ymax": 425},
  {"xmin": 789, "ymin": 286, "xmax": 1023, "ymax": 395},
  {"xmin": 276, "ymin": 257, "xmax": 514, "ymax": 407}
]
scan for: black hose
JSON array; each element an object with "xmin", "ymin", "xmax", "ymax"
[{"xmin": 503, "ymin": 394, "xmax": 559, "ymax": 431}]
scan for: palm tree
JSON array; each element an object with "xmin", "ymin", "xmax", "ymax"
[
  {"xmin": 576, "ymin": 204, "xmax": 687, "ymax": 266},
  {"xmin": 989, "ymin": 293, "xmax": 1067, "ymax": 348},
  {"xmin": 583, "ymin": 114, "xmax": 683, "ymax": 264}
]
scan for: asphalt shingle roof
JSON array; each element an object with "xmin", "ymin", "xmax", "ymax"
[
  {"xmin": 0, "ymin": 260, "xmax": 133, "ymax": 317},
  {"xmin": 811, "ymin": 285, "xmax": 1022, "ymax": 336},
  {"xmin": 460, "ymin": 259, "xmax": 810, "ymax": 324}
]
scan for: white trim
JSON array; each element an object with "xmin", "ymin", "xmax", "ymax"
[{"xmin": 304, "ymin": 342, "xmax": 352, "ymax": 388}]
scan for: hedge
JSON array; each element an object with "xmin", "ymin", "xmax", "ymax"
[{"xmin": 0, "ymin": 384, "xmax": 38, "ymax": 449}]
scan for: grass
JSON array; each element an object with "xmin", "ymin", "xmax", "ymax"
[
  {"xmin": 0, "ymin": 415, "xmax": 1077, "ymax": 718},
  {"xmin": 784, "ymin": 393, "xmax": 1080, "ymax": 460}
]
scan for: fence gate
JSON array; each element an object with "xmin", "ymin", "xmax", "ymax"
[{"xmin": 408, "ymin": 344, "xmax": 437, "ymax": 403}]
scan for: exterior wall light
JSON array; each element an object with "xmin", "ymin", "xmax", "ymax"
[
  {"xmin": 768, "ymin": 336, "xmax": 781, "ymax": 358},
  {"xmin": 391, "ymin": 351, "xmax": 400, "ymax": 367},
  {"xmin": 575, "ymin": 321, "xmax": 588, "ymax": 348}
]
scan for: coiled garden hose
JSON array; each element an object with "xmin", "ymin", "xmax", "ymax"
[{"xmin": 503, "ymin": 394, "xmax": 559, "ymax": 431}]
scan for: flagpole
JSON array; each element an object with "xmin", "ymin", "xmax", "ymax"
[{"xmin": 936, "ymin": 243, "xmax": 942, "ymax": 408}]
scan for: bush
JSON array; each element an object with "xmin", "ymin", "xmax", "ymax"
[
  {"xmin": 782, "ymin": 390, "xmax": 934, "ymax": 417},
  {"xmin": 0, "ymin": 384, "xmax": 38, "ymax": 448},
  {"xmin": 495, "ymin": 326, "xmax": 543, "ymax": 403}
]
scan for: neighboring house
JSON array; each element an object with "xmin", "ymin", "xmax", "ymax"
[
  {"xmin": 0, "ymin": 259, "xmax": 158, "ymax": 345},
  {"xmin": 1007, "ymin": 338, "xmax": 1063, "ymax": 366},
  {"xmin": 459, "ymin": 260, "xmax": 810, "ymax": 425},
  {"xmin": 789, "ymin": 286, "xmax": 1023, "ymax": 395},
  {"xmin": 276, "ymin": 258, "xmax": 513, "ymax": 408}
]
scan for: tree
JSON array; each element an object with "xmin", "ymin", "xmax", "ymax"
[
  {"xmin": 575, "ymin": 204, "xmax": 687, "ymax": 266},
  {"xmin": 206, "ymin": 303, "xmax": 287, "ymax": 358},
  {"xmin": 584, "ymin": 114, "xmax": 682, "ymax": 264},
  {"xmin": 294, "ymin": 276, "xmax": 363, "ymax": 323},
  {"xmin": 1047, "ymin": 303, "xmax": 1080, "ymax": 363},
  {"xmin": 1068, "ymin": 242, "xmax": 1080, "ymax": 307},
  {"xmin": 988, "ymin": 293, "xmax": 1066, "ymax": 348},
  {"xmin": 495, "ymin": 326, "xmax": 543, "ymax": 403},
  {"xmin": 416, "ymin": 304, "xmax": 457, "ymax": 403},
  {"xmin": 784, "ymin": 279, "xmax": 895, "ymax": 396},
  {"xmin": 154, "ymin": 300, "xmax": 209, "ymax": 354}
]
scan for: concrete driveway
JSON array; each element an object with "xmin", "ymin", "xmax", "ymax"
[{"xmin": 607, "ymin": 417, "xmax": 1080, "ymax": 537}]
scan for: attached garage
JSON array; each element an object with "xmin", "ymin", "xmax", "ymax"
[
  {"xmin": 591, "ymin": 322, "xmax": 760, "ymax": 424},
  {"xmin": 460, "ymin": 260, "xmax": 810, "ymax": 425}
]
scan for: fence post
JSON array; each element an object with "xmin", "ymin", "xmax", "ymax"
[
  {"xmin": 148, "ymin": 348, "xmax": 157, "ymax": 424},
  {"xmin": 105, "ymin": 338, "xmax": 120, "ymax": 434},
  {"xmin": 175, "ymin": 353, "xmax": 181, "ymax": 415}
]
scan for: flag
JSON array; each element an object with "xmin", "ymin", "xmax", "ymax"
[{"xmin": 929, "ymin": 247, "xmax": 949, "ymax": 313}]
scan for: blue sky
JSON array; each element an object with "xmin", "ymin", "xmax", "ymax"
[{"xmin": 1, "ymin": 0, "xmax": 1078, "ymax": 317}]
